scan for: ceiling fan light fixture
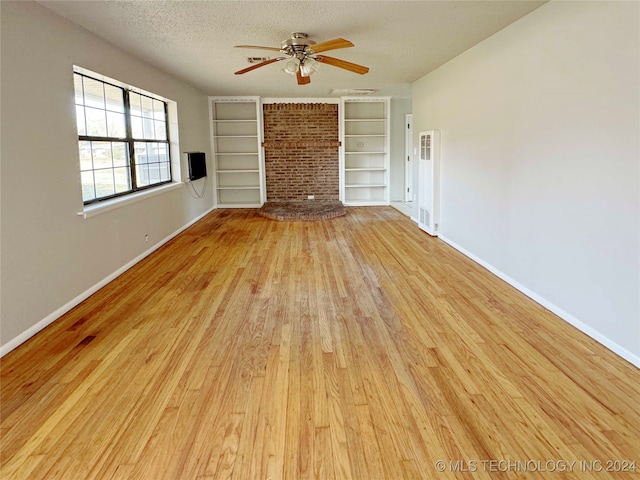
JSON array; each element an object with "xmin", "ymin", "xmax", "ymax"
[
  {"xmin": 283, "ymin": 58, "xmax": 300, "ymax": 76},
  {"xmin": 299, "ymin": 57, "xmax": 319, "ymax": 77}
]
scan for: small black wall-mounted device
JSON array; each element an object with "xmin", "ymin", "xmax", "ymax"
[{"xmin": 186, "ymin": 152, "xmax": 207, "ymax": 181}]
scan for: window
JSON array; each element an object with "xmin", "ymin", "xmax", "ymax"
[{"xmin": 74, "ymin": 71, "xmax": 172, "ymax": 204}]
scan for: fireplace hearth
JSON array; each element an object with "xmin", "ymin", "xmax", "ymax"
[{"xmin": 258, "ymin": 200, "xmax": 346, "ymax": 221}]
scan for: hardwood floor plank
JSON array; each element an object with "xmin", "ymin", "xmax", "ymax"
[
  {"xmin": 283, "ymin": 315, "xmax": 302, "ymax": 480},
  {"xmin": 313, "ymin": 427, "xmax": 333, "ymax": 480},
  {"xmin": 231, "ymin": 375, "xmax": 265, "ymax": 480},
  {"xmin": 1, "ymin": 207, "xmax": 638, "ymax": 479},
  {"xmin": 323, "ymin": 352, "xmax": 352, "ymax": 480},
  {"xmin": 334, "ymin": 368, "xmax": 368, "ymax": 479}
]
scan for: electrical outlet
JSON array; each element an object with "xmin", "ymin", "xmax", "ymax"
[
  {"xmin": 308, "ymin": 195, "xmax": 314, "ymax": 200},
  {"xmin": 145, "ymin": 234, "xmax": 149, "ymax": 242}
]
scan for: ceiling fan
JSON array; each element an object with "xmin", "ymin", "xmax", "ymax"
[{"xmin": 234, "ymin": 32, "xmax": 369, "ymax": 85}]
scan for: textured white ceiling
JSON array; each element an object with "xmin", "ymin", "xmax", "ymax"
[{"xmin": 38, "ymin": 0, "xmax": 546, "ymax": 98}]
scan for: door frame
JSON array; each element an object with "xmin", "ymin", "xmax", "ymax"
[{"xmin": 404, "ymin": 114, "xmax": 413, "ymax": 202}]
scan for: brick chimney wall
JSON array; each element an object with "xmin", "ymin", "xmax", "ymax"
[{"xmin": 262, "ymin": 103, "xmax": 340, "ymax": 201}]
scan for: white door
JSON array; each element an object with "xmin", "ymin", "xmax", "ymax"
[{"xmin": 404, "ymin": 114, "xmax": 413, "ymax": 202}]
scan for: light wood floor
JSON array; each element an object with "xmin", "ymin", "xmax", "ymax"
[{"xmin": 2, "ymin": 207, "xmax": 639, "ymax": 479}]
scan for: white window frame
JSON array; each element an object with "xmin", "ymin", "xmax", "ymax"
[{"xmin": 74, "ymin": 66, "xmax": 182, "ymax": 218}]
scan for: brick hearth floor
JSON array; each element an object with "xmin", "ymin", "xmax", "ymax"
[{"xmin": 258, "ymin": 200, "xmax": 347, "ymax": 221}]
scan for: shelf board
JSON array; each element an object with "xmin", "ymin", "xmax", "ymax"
[
  {"xmin": 344, "ymin": 118, "xmax": 385, "ymax": 122},
  {"xmin": 345, "ymin": 151, "xmax": 387, "ymax": 155},
  {"xmin": 345, "ymin": 184, "xmax": 388, "ymax": 188},
  {"xmin": 214, "ymin": 135, "xmax": 258, "ymax": 138},
  {"xmin": 345, "ymin": 134, "xmax": 385, "ymax": 137},
  {"xmin": 215, "ymin": 152, "xmax": 259, "ymax": 156},
  {"xmin": 212, "ymin": 119, "xmax": 257, "ymax": 123},
  {"xmin": 345, "ymin": 167, "xmax": 386, "ymax": 172}
]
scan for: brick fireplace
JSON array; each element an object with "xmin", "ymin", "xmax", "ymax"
[{"xmin": 262, "ymin": 103, "xmax": 340, "ymax": 201}]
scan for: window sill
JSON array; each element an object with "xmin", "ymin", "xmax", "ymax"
[{"xmin": 77, "ymin": 182, "xmax": 184, "ymax": 219}]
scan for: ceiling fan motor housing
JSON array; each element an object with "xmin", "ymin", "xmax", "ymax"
[{"xmin": 282, "ymin": 32, "xmax": 315, "ymax": 56}]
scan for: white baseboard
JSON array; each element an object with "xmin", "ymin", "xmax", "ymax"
[
  {"xmin": 438, "ymin": 235, "xmax": 640, "ymax": 369},
  {"xmin": 0, "ymin": 206, "xmax": 216, "ymax": 358}
]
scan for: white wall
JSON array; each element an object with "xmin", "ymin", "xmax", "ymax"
[
  {"xmin": 1, "ymin": 1, "xmax": 214, "ymax": 353},
  {"xmin": 412, "ymin": 1, "xmax": 639, "ymax": 365}
]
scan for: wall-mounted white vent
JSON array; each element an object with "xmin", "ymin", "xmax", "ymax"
[
  {"xmin": 330, "ymin": 88, "xmax": 376, "ymax": 96},
  {"xmin": 419, "ymin": 207, "xmax": 430, "ymax": 227},
  {"xmin": 418, "ymin": 130, "xmax": 440, "ymax": 237}
]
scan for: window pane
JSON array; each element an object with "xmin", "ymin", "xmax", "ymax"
[
  {"xmin": 131, "ymin": 115, "xmax": 143, "ymax": 138},
  {"xmin": 74, "ymin": 74, "xmax": 84, "ymax": 105},
  {"xmin": 78, "ymin": 141, "xmax": 92, "ymax": 170},
  {"xmin": 141, "ymin": 95, "xmax": 154, "ymax": 119},
  {"xmin": 135, "ymin": 142, "xmax": 149, "ymax": 164},
  {"xmin": 85, "ymin": 107, "xmax": 107, "ymax": 137},
  {"xmin": 106, "ymin": 111, "xmax": 126, "ymax": 138},
  {"xmin": 142, "ymin": 118, "xmax": 155, "ymax": 139},
  {"xmin": 148, "ymin": 163, "xmax": 161, "ymax": 184},
  {"xmin": 82, "ymin": 77, "xmax": 105, "ymax": 109},
  {"xmin": 136, "ymin": 142, "xmax": 171, "ymax": 186},
  {"xmin": 159, "ymin": 163, "xmax": 170, "ymax": 182},
  {"xmin": 81, "ymin": 171, "xmax": 96, "ymax": 202},
  {"xmin": 136, "ymin": 164, "xmax": 150, "ymax": 187},
  {"xmin": 154, "ymin": 120, "xmax": 167, "ymax": 140},
  {"xmin": 135, "ymin": 142, "xmax": 168, "ymax": 166},
  {"xmin": 76, "ymin": 106, "xmax": 86, "ymax": 136},
  {"xmin": 113, "ymin": 167, "xmax": 131, "ymax": 193},
  {"xmin": 112, "ymin": 143, "xmax": 128, "ymax": 167},
  {"xmin": 94, "ymin": 169, "xmax": 115, "ymax": 197},
  {"xmin": 104, "ymin": 84, "xmax": 124, "ymax": 112},
  {"xmin": 92, "ymin": 141, "xmax": 113, "ymax": 169},
  {"xmin": 129, "ymin": 92, "xmax": 142, "ymax": 116},
  {"xmin": 147, "ymin": 143, "xmax": 159, "ymax": 163},
  {"xmin": 156, "ymin": 143, "xmax": 169, "ymax": 162},
  {"xmin": 153, "ymin": 99, "xmax": 166, "ymax": 121}
]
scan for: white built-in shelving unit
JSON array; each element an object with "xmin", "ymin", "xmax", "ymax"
[
  {"xmin": 209, "ymin": 96, "xmax": 264, "ymax": 207},
  {"xmin": 209, "ymin": 95, "xmax": 391, "ymax": 208},
  {"xmin": 340, "ymin": 97, "xmax": 390, "ymax": 206}
]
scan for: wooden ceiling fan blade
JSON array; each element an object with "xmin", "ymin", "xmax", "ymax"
[
  {"xmin": 234, "ymin": 45, "xmax": 283, "ymax": 52},
  {"xmin": 314, "ymin": 55, "xmax": 369, "ymax": 75},
  {"xmin": 297, "ymin": 69, "xmax": 311, "ymax": 85},
  {"xmin": 307, "ymin": 38, "xmax": 354, "ymax": 54},
  {"xmin": 234, "ymin": 57, "xmax": 285, "ymax": 75}
]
